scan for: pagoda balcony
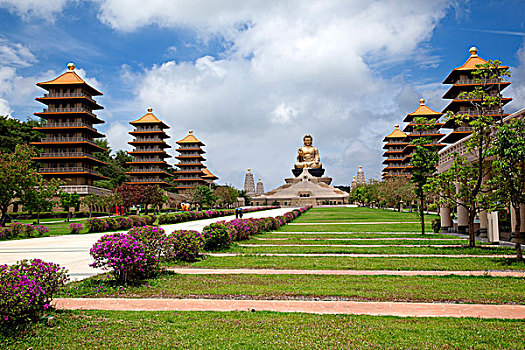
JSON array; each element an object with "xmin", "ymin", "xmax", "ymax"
[
  {"xmin": 43, "ymin": 92, "xmax": 97, "ymax": 104},
  {"xmin": 136, "ymin": 127, "xmax": 162, "ymax": 132},
  {"xmin": 127, "ymin": 168, "xmax": 167, "ymax": 173},
  {"xmin": 132, "ymin": 138, "xmax": 164, "ymax": 142},
  {"xmin": 453, "ymin": 78, "xmax": 508, "ymax": 85},
  {"xmin": 38, "ymin": 152, "xmax": 101, "ymax": 160},
  {"xmin": 41, "ymin": 107, "xmax": 97, "ymax": 117},
  {"xmin": 130, "ymin": 157, "xmax": 165, "ymax": 162},
  {"xmin": 128, "ymin": 177, "xmax": 165, "ymax": 183},
  {"xmin": 39, "ymin": 167, "xmax": 100, "ymax": 175},
  {"xmin": 39, "ymin": 122, "xmax": 96, "ymax": 131},
  {"xmin": 40, "ymin": 137, "xmax": 99, "ymax": 146},
  {"xmin": 452, "ymin": 109, "xmax": 503, "ymax": 116}
]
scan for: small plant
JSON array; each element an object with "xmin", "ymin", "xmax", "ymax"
[
  {"xmin": 202, "ymin": 222, "xmax": 232, "ymax": 251},
  {"xmin": 69, "ymin": 223, "xmax": 83, "ymax": 234},
  {"xmin": 34, "ymin": 225, "xmax": 49, "ymax": 236},
  {"xmin": 90, "ymin": 233, "xmax": 158, "ymax": 284},
  {"xmin": 0, "ymin": 259, "xmax": 69, "ymax": 323},
  {"xmin": 431, "ymin": 219, "xmax": 441, "ymax": 233},
  {"xmin": 165, "ymin": 230, "xmax": 204, "ymax": 261}
]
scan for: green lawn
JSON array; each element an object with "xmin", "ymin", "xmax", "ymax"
[
  {"xmin": 61, "ymin": 272, "xmax": 525, "ymax": 305},
  {"xmin": 279, "ymin": 223, "xmax": 435, "ymax": 232},
  {"xmin": 3, "ymin": 310, "xmax": 524, "ymax": 349},
  {"xmin": 266, "ymin": 232, "xmax": 459, "ymax": 239},
  {"xmin": 243, "ymin": 239, "xmax": 470, "ymax": 245},
  {"xmin": 172, "ymin": 255, "xmax": 525, "ymax": 271},
  {"xmin": 292, "ymin": 207, "xmax": 439, "ymax": 223}
]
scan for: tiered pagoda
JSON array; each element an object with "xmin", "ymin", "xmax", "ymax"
[
  {"xmin": 401, "ymin": 99, "xmax": 446, "ymax": 170},
  {"xmin": 441, "ymin": 47, "xmax": 511, "ymax": 144},
  {"xmin": 202, "ymin": 168, "xmax": 219, "ymax": 187},
  {"xmin": 174, "ymin": 131, "xmax": 207, "ymax": 191},
  {"xmin": 31, "ymin": 63, "xmax": 108, "ymax": 191},
  {"xmin": 382, "ymin": 125, "xmax": 409, "ymax": 178},
  {"xmin": 126, "ymin": 108, "xmax": 172, "ymax": 187}
]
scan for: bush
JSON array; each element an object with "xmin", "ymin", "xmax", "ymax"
[
  {"xmin": 0, "ymin": 259, "xmax": 69, "ymax": 323},
  {"xmin": 202, "ymin": 222, "xmax": 232, "ymax": 251},
  {"xmin": 69, "ymin": 223, "xmax": 83, "ymax": 234},
  {"xmin": 116, "ymin": 217, "xmax": 133, "ymax": 230},
  {"xmin": 128, "ymin": 215, "xmax": 142, "ymax": 227},
  {"xmin": 0, "ymin": 227, "xmax": 12, "ymax": 240},
  {"xmin": 145, "ymin": 214, "xmax": 157, "ymax": 225},
  {"xmin": 128, "ymin": 226, "xmax": 167, "ymax": 265},
  {"xmin": 85, "ymin": 217, "xmax": 109, "ymax": 233},
  {"xmin": 165, "ymin": 230, "xmax": 204, "ymax": 262},
  {"xmin": 10, "ymin": 222, "xmax": 33, "ymax": 237},
  {"xmin": 106, "ymin": 218, "xmax": 119, "ymax": 231},
  {"xmin": 34, "ymin": 225, "xmax": 49, "ymax": 236},
  {"xmin": 226, "ymin": 219, "xmax": 256, "ymax": 241},
  {"xmin": 432, "ymin": 219, "xmax": 441, "ymax": 233},
  {"xmin": 90, "ymin": 233, "xmax": 158, "ymax": 284}
]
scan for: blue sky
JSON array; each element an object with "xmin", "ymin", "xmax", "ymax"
[{"xmin": 0, "ymin": 0, "xmax": 524, "ymax": 190}]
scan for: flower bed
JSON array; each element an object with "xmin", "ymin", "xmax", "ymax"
[
  {"xmin": 85, "ymin": 215, "xmax": 154, "ymax": 233},
  {"xmin": 158, "ymin": 206, "xmax": 279, "ymax": 225}
]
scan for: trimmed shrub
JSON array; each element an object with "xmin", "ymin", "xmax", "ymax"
[
  {"xmin": 0, "ymin": 227, "xmax": 12, "ymax": 240},
  {"xmin": 85, "ymin": 217, "xmax": 108, "ymax": 233},
  {"xmin": 165, "ymin": 230, "xmax": 204, "ymax": 262},
  {"xmin": 128, "ymin": 215, "xmax": 142, "ymax": 227},
  {"xmin": 90, "ymin": 233, "xmax": 157, "ymax": 284},
  {"xmin": 0, "ymin": 259, "xmax": 69, "ymax": 323},
  {"xmin": 226, "ymin": 219, "xmax": 256, "ymax": 241},
  {"xmin": 69, "ymin": 223, "xmax": 83, "ymax": 234},
  {"xmin": 145, "ymin": 214, "xmax": 157, "ymax": 225},
  {"xmin": 116, "ymin": 217, "xmax": 133, "ymax": 230},
  {"xmin": 128, "ymin": 226, "xmax": 167, "ymax": 265},
  {"xmin": 106, "ymin": 218, "xmax": 119, "ymax": 231},
  {"xmin": 34, "ymin": 225, "xmax": 49, "ymax": 236},
  {"xmin": 10, "ymin": 222, "xmax": 31, "ymax": 237},
  {"xmin": 202, "ymin": 222, "xmax": 232, "ymax": 251}
]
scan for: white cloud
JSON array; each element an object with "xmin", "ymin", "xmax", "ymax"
[
  {"xmin": 506, "ymin": 41, "xmax": 525, "ymax": 113},
  {"xmin": 105, "ymin": 122, "xmax": 133, "ymax": 154},
  {"xmin": 105, "ymin": 0, "xmax": 453, "ymax": 189},
  {"xmin": 0, "ymin": 0, "xmax": 67, "ymax": 20}
]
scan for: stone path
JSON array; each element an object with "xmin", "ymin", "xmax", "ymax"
[
  {"xmin": 52, "ymin": 298, "xmax": 525, "ymax": 319},
  {"xmin": 0, "ymin": 208, "xmax": 294, "ymax": 280},
  {"xmin": 209, "ymin": 252, "xmax": 515, "ymax": 258},
  {"xmin": 166, "ymin": 268, "xmax": 525, "ymax": 277}
]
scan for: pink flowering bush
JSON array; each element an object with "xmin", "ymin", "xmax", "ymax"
[
  {"xmin": 0, "ymin": 259, "xmax": 69, "ymax": 323},
  {"xmin": 116, "ymin": 217, "xmax": 134, "ymax": 230},
  {"xmin": 226, "ymin": 219, "xmax": 257, "ymax": 241},
  {"xmin": 106, "ymin": 218, "xmax": 119, "ymax": 231},
  {"xmin": 90, "ymin": 233, "xmax": 158, "ymax": 284},
  {"xmin": 34, "ymin": 225, "xmax": 49, "ymax": 236},
  {"xmin": 165, "ymin": 230, "xmax": 204, "ymax": 262},
  {"xmin": 86, "ymin": 217, "xmax": 109, "ymax": 233},
  {"xmin": 0, "ymin": 227, "xmax": 12, "ymax": 240},
  {"xmin": 128, "ymin": 215, "xmax": 142, "ymax": 227},
  {"xmin": 128, "ymin": 226, "xmax": 167, "ymax": 266},
  {"xmin": 69, "ymin": 223, "xmax": 83, "ymax": 234},
  {"xmin": 10, "ymin": 222, "xmax": 35, "ymax": 237},
  {"xmin": 202, "ymin": 222, "xmax": 232, "ymax": 251}
]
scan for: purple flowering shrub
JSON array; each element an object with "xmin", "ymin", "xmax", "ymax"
[
  {"xmin": 128, "ymin": 215, "xmax": 142, "ymax": 227},
  {"xmin": 202, "ymin": 222, "xmax": 232, "ymax": 251},
  {"xmin": 116, "ymin": 217, "xmax": 134, "ymax": 230},
  {"xmin": 226, "ymin": 219, "xmax": 256, "ymax": 241},
  {"xmin": 106, "ymin": 218, "xmax": 119, "ymax": 231},
  {"xmin": 10, "ymin": 222, "xmax": 35, "ymax": 237},
  {"xmin": 0, "ymin": 227, "xmax": 12, "ymax": 240},
  {"xmin": 34, "ymin": 225, "xmax": 49, "ymax": 236},
  {"xmin": 90, "ymin": 233, "xmax": 158, "ymax": 284},
  {"xmin": 86, "ymin": 217, "xmax": 109, "ymax": 233},
  {"xmin": 0, "ymin": 259, "xmax": 69, "ymax": 323},
  {"xmin": 128, "ymin": 226, "xmax": 167, "ymax": 266},
  {"xmin": 165, "ymin": 230, "xmax": 204, "ymax": 262},
  {"xmin": 69, "ymin": 223, "xmax": 83, "ymax": 234}
]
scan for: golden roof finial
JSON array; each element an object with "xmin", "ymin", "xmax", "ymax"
[
  {"xmin": 395, "ymin": 124, "xmax": 399, "ymax": 129},
  {"xmin": 353, "ymin": 176, "xmax": 356, "ymax": 180},
  {"xmin": 189, "ymin": 130, "xmax": 193, "ymax": 134},
  {"xmin": 469, "ymin": 46, "xmax": 478, "ymax": 56},
  {"xmin": 67, "ymin": 62, "xmax": 75, "ymax": 70},
  {"xmin": 248, "ymin": 168, "xmax": 251, "ymax": 172},
  {"xmin": 147, "ymin": 107, "xmax": 153, "ymax": 113},
  {"xmin": 258, "ymin": 178, "xmax": 261, "ymax": 182},
  {"xmin": 359, "ymin": 165, "xmax": 362, "ymax": 170},
  {"xmin": 420, "ymin": 98, "xmax": 425, "ymax": 104}
]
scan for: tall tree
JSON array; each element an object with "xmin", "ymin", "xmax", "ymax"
[
  {"xmin": 193, "ymin": 185, "xmax": 217, "ymax": 209},
  {"xmin": 142, "ymin": 185, "xmax": 165, "ymax": 214},
  {"xmin": 0, "ymin": 145, "xmax": 39, "ymax": 226},
  {"xmin": 486, "ymin": 118, "xmax": 525, "ymax": 260},
  {"xmin": 59, "ymin": 192, "xmax": 80, "ymax": 222},
  {"xmin": 430, "ymin": 60, "xmax": 510, "ymax": 247},
  {"xmin": 93, "ymin": 139, "xmax": 130, "ymax": 189},
  {"xmin": 0, "ymin": 116, "xmax": 43, "ymax": 153},
  {"xmin": 215, "ymin": 185, "xmax": 239, "ymax": 208},
  {"xmin": 21, "ymin": 177, "xmax": 62, "ymax": 224}
]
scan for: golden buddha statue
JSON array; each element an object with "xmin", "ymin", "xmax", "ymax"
[{"xmin": 294, "ymin": 134, "xmax": 322, "ymax": 169}]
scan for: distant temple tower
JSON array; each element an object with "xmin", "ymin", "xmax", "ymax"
[
  {"xmin": 356, "ymin": 165, "xmax": 366, "ymax": 184},
  {"xmin": 31, "ymin": 62, "xmax": 109, "ymax": 193},
  {"xmin": 441, "ymin": 47, "xmax": 511, "ymax": 144},
  {"xmin": 126, "ymin": 108, "xmax": 172, "ymax": 187},
  {"xmin": 174, "ymin": 131, "xmax": 207, "ymax": 191},
  {"xmin": 255, "ymin": 178, "xmax": 265, "ymax": 196},
  {"xmin": 244, "ymin": 169, "xmax": 256, "ymax": 196},
  {"xmin": 382, "ymin": 125, "xmax": 409, "ymax": 178}
]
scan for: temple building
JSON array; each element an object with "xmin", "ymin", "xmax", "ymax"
[
  {"xmin": 355, "ymin": 165, "xmax": 366, "ymax": 184},
  {"xmin": 202, "ymin": 168, "xmax": 219, "ymax": 188},
  {"xmin": 440, "ymin": 47, "xmax": 511, "ymax": 144},
  {"xmin": 126, "ymin": 108, "xmax": 172, "ymax": 187},
  {"xmin": 382, "ymin": 125, "xmax": 409, "ymax": 178},
  {"xmin": 255, "ymin": 178, "xmax": 265, "ymax": 196},
  {"xmin": 401, "ymin": 99, "xmax": 446, "ymax": 171},
  {"xmin": 173, "ymin": 131, "xmax": 207, "ymax": 191},
  {"xmin": 243, "ymin": 169, "xmax": 256, "ymax": 196},
  {"xmin": 31, "ymin": 63, "xmax": 109, "ymax": 195}
]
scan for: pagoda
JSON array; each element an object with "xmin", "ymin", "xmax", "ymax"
[
  {"xmin": 441, "ymin": 47, "xmax": 511, "ymax": 144},
  {"xmin": 126, "ymin": 108, "xmax": 172, "ymax": 187},
  {"xmin": 243, "ymin": 169, "xmax": 256, "ymax": 196},
  {"xmin": 382, "ymin": 125, "xmax": 409, "ymax": 178},
  {"xmin": 174, "ymin": 131, "xmax": 207, "ymax": 191},
  {"xmin": 401, "ymin": 99, "xmax": 446, "ymax": 170},
  {"xmin": 31, "ymin": 63, "xmax": 108, "ymax": 191},
  {"xmin": 202, "ymin": 167, "xmax": 219, "ymax": 187}
]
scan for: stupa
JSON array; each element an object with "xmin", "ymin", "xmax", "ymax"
[
  {"xmin": 252, "ymin": 134, "xmax": 348, "ymax": 206},
  {"xmin": 243, "ymin": 169, "xmax": 256, "ymax": 196}
]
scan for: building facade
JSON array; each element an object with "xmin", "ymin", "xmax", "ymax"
[{"xmin": 174, "ymin": 131, "xmax": 208, "ymax": 191}]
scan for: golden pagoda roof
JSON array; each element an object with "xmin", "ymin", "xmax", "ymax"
[
  {"xmin": 384, "ymin": 124, "xmax": 407, "ymax": 139},
  {"xmin": 176, "ymin": 130, "xmax": 205, "ymax": 145},
  {"xmin": 130, "ymin": 108, "xmax": 169, "ymax": 128},
  {"xmin": 407, "ymin": 99, "xmax": 442, "ymax": 116},
  {"xmin": 202, "ymin": 167, "xmax": 218, "ymax": 179},
  {"xmin": 443, "ymin": 47, "xmax": 509, "ymax": 84},
  {"xmin": 37, "ymin": 63, "xmax": 103, "ymax": 96}
]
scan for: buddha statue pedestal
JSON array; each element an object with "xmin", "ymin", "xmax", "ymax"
[{"xmin": 292, "ymin": 167, "xmax": 325, "ymax": 177}]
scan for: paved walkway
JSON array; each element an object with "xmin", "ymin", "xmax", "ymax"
[
  {"xmin": 166, "ymin": 268, "xmax": 525, "ymax": 277},
  {"xmin": 0, "ymin": 208, "xmax": 294, "ymax": 280},
  {"xmin": 52, "ymin": 298, "xmax": 525, "ymax": 319},
  {"xmin": 209, "ymin": 253, "xmax": 515, "ymax": 258}
]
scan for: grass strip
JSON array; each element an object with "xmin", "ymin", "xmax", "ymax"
[
  {"xmin": 3, "ymin": 310, "xmax": 524, "ymax": 349},
  {"xmin": 242, "ymin": 239, "xmax": 470, "ymax": 245},
  {"xmin": 292, "ymin": 207, "xmax": 439, "ymax": 223},
  {"xmin": 61, "ymin": 272, "xmax": 525, "ymax": 305},
  {"xmin": 278, "ymin": 223, "xmax": 435, "ymax": 232},
  {"xmin": 265, "ymin": 233, "xmax": 460, "ymax": 239}
]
